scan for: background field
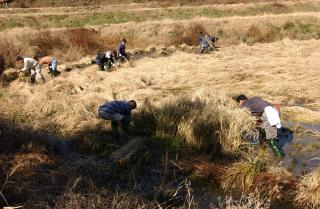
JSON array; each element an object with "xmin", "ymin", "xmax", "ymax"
[{"xmin": 0, "ymin": 0, "xmax": 320, "ymax": 209}]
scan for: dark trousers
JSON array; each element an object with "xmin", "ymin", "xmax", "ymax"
[{"xmin": 96, "ymin": 60, "xmax": 105, "ymax": 71}]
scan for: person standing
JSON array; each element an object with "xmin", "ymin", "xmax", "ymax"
[{"xmin": 117, "ymin": 38, "xmax": 127, "ymax": 62}]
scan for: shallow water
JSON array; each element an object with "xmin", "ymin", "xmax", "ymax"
[
  {"xmin": 281, "ymin": 134, "xmax": 320, "ymax": 175},
  {"xmin": 284, "ymin": 121, "xmax": 320, "ymax": 132}
]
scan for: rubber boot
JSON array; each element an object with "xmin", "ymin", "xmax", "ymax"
[{"xmin": 268, "ymin": 138, "xmax": 285, "ymax": 157}]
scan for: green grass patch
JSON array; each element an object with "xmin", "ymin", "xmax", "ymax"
[{"xmin": 2, "ymin": 2, "xmax": 320, "ymax": 31}]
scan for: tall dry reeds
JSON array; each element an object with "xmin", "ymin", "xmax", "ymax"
[
  {"xmin": 0, "ymin": 28, "xmax": 109, "ymax": 70},
  {"xmin": 135, "ymin": 94, "xmax": 256, "ymax": 156},
  {"xmin": 295, "ymin": 168, "xmax": 320, "ymax": 209},
  {"xmin": 215, "ymin": 192, "xmax": 270, "ymax": 209}
]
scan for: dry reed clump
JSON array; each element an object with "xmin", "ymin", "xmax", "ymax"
[
  {"xmin": 245, "ymin": 23, "xmax": 282, "ymax": 45},
  {"xmin": 253, "ymin": 166, "xmax": 296, "ymax": 200},
  {"xmin": 178, "ymin": 158, "xmax": 227, "ymax": 185},
  {"xmin": 170, "ymin": 23, "xmax": 207, "ymax": 46},
  {"xmin": 67, "ymin": 28, "xmax": 105, "ymax": 55},
  {"xmin": 295, "ymin": 168, "xmax": 320, "ymax": 209},
  {"xmin": 139, "ymin": 94, "xmax": 256, "ymax": 156},
  {"xmin": 51, "ymin": 177, "xmax": 152, "ymax": 209},
  {"xmin": 222, "ymin": 159, "xmax": 267, "ymax": 191},
  {"xmin": 0, "ymin": 27, "xmax": 107, "ymax": 70},
  {"xmin": 215, "ymin": 192, "xmax": 270, "ymax": 209}
]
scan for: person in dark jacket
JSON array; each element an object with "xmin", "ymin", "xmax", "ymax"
[
  {"xmin": 117, "ymin": 38, "xmax": 127, "ymax": 62},
  {"xmin": 236, "ymin": 94, "xmax": 284, "ymax": 157},
  {"xmin": 98, "ymin": 100, "xmax": 137, "ymax": 139},
  {"xmin": 96, "ymin": 51, "xmax": 117, "ymax": 71}
]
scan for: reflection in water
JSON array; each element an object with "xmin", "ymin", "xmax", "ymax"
[{"xmin": 281, "ymin": 134, "xmax": 320, "ymax": 175}]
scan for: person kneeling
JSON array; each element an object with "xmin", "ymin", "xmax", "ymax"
[{"xmin": 96, "ymin": 51, "xmax": 117, "ymax": 71}]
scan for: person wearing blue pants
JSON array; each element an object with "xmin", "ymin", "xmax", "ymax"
[{"xmin": 39, "ymin": 56, "xmax": 59, "ymax": 76}]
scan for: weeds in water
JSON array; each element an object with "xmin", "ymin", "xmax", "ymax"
[
  {"xmin": 215, "ymin": 192, "xmax": 270, "ymax": 209},
  {"xmin": 222, "ymin": 159, "xmax": 268, "ymax": 191},
  {"xmin": 253, "ymin": 166, "xmax": 296, "ymax": 200}
]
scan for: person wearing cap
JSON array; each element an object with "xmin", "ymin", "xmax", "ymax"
[
  {"xmin": 38, "ymin": 55, "xmax": 59, "ymax": 76},
  {"xmin": 236, "ymin": 95, "xmax": 284, "ymax": 157},
  {"xmin": 16, "ymin": 56, "xmax": 45, "ymax": 83},
  {"xmin": 117, "ymin": 38, "xmax": 127, "ymax": 62},
  {"xmin": 98, "ymin": 100, "xmax": 137, "ymax": 139},
  {"xmin": 96, "ymin": 51, "xmax": 117, "ymax": 71}
]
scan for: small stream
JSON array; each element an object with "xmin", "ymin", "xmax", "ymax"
[
  {"xmin": 196, "ymin": 122, "xmax": 320, "ymax": 208},
  {"xmin": 281, "ymin": 121, "xmax": 320, "ymax": 175},
  {"xmin": 281, "ymin": 134, "xmax": 320, "ymax": 175}
]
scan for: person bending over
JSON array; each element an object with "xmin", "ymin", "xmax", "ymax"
[
  {"xmin": 98, "ymin": 100, "xmax": 137, "ymax": 140},
  {"xmin": 236, "ymin": 94, "xmax": 284, "ymax": 157},
  {"xmin": 16, "ymin": 56, "xmax": 45, "ymax": 84}
]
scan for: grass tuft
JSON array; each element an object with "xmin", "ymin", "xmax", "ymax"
[{"xmin": 295, "ymin": 168, "xmax": 320, "ymax": 209}]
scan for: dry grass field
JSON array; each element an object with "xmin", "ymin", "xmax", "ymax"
[{"xmin": 0, "ymin": 0, "xmax": 320, "ymax": 208}]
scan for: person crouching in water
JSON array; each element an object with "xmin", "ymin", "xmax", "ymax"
[
  {"xmin": 96, "ymin": 51, "xmax": 117, "ymax": 71},
  {"xmin": 236, "ymin": 95, "xmax": 284, "ymax": 157},
  {"xmin": 38, "ymin": 56, "xmax": 59, "ymax": 76},
  {"xmin": 98, "ymin": 100, "xmax": 137, "ymax": 140},
  {"xmin": 16, "ymin": 56, "xmax": 45, "ymax": 83}
]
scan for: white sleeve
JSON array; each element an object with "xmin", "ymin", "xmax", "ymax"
[
  {"xmin": 21, "ymin": 59, "xmax": 28, "ymax": 71},
  {"xmin": 264, "ymin": 106, "xmax": 281, "ymax": 128}
]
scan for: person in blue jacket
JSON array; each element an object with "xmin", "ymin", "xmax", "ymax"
[
  {"xmin": 98, "ymin": 100, "xmax": 137, "ymax": 139},
  {"xmin": 117, "ymin": 38, "xmax": 127, "ymax": 62},
  {"xmin": 199, "ymin": 31, "xmax": 218, "ymax": 53}
]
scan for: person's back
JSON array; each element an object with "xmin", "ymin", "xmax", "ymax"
[
  {"xmin": 98, "ymin": 100, "xmax": 137, "ymax": 139},
  {"xmin": 99, "ymin": 101, "xmax": 132, "ymax": 116},
  {"xmin": 96, "ymin": 53, "xmax": 107, "ymax": 62},
  {"xmin": 39, "ymin": 56, "xmax": 53, "ymax": 65},
  {"xmin": 199, "ymin": 34, "xmax": 208, "ymax": 47},
  {"xmin": 242, "ymin": 97, "xmax": 272, "ymax": 117},
  {"xmin": 23, "ymin": 57, "xmax": 38, "ymax": 71}
]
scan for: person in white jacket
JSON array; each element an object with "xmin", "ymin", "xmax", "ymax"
[
  {"xmin": 236, "ymin": 94, "xmax": 284, "ymax": 157},
  {"xmin": 16, "ymin": 56, "xmax": 45, "ymax": 83}
]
